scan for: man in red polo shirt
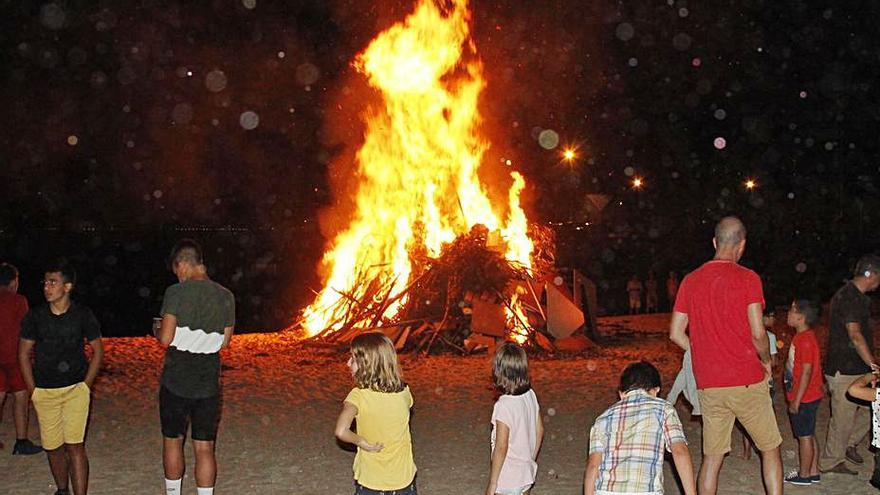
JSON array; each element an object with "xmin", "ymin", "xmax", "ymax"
[{"xmin": 669, "ymin": 217, "xmax": 782, "ymax": 495}]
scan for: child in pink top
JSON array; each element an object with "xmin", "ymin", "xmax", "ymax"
[{"xmin": 486, "ymin": 343, "xmax": 544, "ymax": 495}]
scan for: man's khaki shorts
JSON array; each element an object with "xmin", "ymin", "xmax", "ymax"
[
  {"xmin": 698, "ymin": 379, "xmax": 782, "ymax": 455},
  {"xmin": 31, "ymin": 382, "xmax": 91, "ymax": 450}
]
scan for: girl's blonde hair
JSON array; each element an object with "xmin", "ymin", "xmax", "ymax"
[
  {"xmin": 350, "ymin": 332, "xmax": 406, "ymax": 393},
  {"xmin": 492, "ymin": 342, "xmax": 531, "ymax": 395}
]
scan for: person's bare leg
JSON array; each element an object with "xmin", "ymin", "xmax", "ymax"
[
  {"xmin": 66, "ymin": 443, "xmax": 89, "ymax": 495},
  {"xmin": 193, "ymin": 440, "xmax": 217, "ymax": 489},
  {"xmin": 12, "ymin": 390, "xmax": 30, "ymax": 439},
  {"xmin": 698, "ymin": 453, "xmax": 725, "ymax": 495},
  {"xmin": 810, "ymin": 437, "xmax": 819, "ymax": 477},
  {"xmin": 760, "ymin": 446, "xmax": 783, "ymax": 495},
  {"xmin": 163, "ymin": 436, "xmax": 186, "ymax": 480},
  {"xmin": 798, "ymin": 436, "xmax": 813, "ymax": 476},
  {"xmin": 46, "ymin": 447, "xmax": 70, "ymax": 492}
]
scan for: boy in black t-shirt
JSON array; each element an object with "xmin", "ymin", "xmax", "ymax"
[
  {"xmin": 156, "ymin": 240, "xmax": 234, "ymax": 495},
  {"xmin": 19, "ymin": 260, "xmax": 103, "ymax": 495}
]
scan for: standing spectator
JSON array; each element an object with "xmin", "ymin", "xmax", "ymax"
[
  {"xmin": 0, "ymin": 262, "xmax": 42, "ymax": 455},
  {"xmin": 818, "ymin": 254, "xmax": 880, "ymax": 475},
  {"xmin": 666, "ymin": 271, "xmax": 679, "ymax": 311},
  {"xmin": 486, "ymin": 343, "xmax": 543, "ymax": 495},
  {"xmin": 156, "ymin": 240, "xmax": 235, "ymax": 495},
  {"xmin": 19, "ymin": 260, "xmax": 103, "ymax": 495},
  {"xmin": 334, "ymin": 332, "xmax": 417, "ymax": 494},
  {"xmin": 626, "ymin": 275, "xmax": 643, "ymax": 315},
  {"xmin": 669, "ymin": 216, "xmax": 782, "ymax": 495},
  {"xmin": 585, "ymin": 361, "xmax": 696, "ymax": 495},
  {"xmin": 782, "ymin": 299, "xmax": 823, "ymax": 485},
  {"xmin": 644, "ymin": 273, "xmax": 659, "ymax": 313}
]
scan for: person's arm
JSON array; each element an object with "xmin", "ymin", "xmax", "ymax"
[
  {"xmin": 84, "ymin": 337, "xmax": 103, "ymax": 388},
  {"xmin": 221, "ymin": 326, "xmax": 234, "ymax": 349},
  {"xmin": 747, "ymin": 303, "xmax": 771, "ymax": 373},
  {"xmin": 486, "ymin": 420, "xmax": 510, "ymax": 495},
  {"xmin": 846, "ymin": 322, "xmax": 878, "ymax": 371},
  {"xmin": 583, "ymin": 452, "xmax": 602, "ymax": 495},
  {"xmin": 157, "ymin": 313, "xmax": 177, "ymax": 348},
  {"xmin": 18, "ymin": 338, "xmax": 36, "ymax": 394},
  {"xmin": 847, "ymin": 372, "xmax": 877, "ymax": 402},
  {"xmin": 333, "ymin": 401, "xmax": 383, "ymax": 452},
  {"xmin": 669, "ymin": 311, "xmax": 690, "ymax": 351},
  {"xmin": 670, "ymin": 442, "xmax": 697, "ymax": 495},
  {"xmin": 788, "ymin": 362, "xmax": 811, "ymax": 413},
  {"xmin": 534, "ymin": 413, "xmax": 544, "ymax": 459}
]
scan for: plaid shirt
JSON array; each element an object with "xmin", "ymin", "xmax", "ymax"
[{"xmin": 589, "ymin": 390, "xmax": 687, "ymax": 494}]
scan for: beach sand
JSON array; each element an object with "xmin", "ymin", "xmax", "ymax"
[{"xmin": 1, "ymin": 314, "xmax": 877, "ymax": 494}]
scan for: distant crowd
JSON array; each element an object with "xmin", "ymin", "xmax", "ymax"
[
  {"xmin": 2, "ymin": 218, "xmax": 880, "ymax": 495},
  {"xmin": 625, "ymin": 271, "xmax": 679, "ymax": 314}
]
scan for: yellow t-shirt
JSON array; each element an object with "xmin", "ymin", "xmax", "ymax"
[{"xmin": 344, "ymin": 386, "xmax": 416, "ymax": 490}]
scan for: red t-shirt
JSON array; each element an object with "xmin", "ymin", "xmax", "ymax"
[
  {"xmin": 0, "ymin": 291, "xmax": 29, "ymax": 363},
  {"xmin": 674, "ymin": 260, "xmax": 765, "ymax": 389},
  {"xmin": 785, "ymin": 329, "xmax": 823, "ymax": 403}
]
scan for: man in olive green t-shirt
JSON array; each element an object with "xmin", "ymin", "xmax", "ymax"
[{"xmin": 156, "ymin": 240, "xmax": 234, "ymax": 495}]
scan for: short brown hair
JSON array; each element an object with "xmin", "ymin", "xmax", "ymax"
[
  {"xmin": 492, "ymin": 342, "xmax": 531, "ymax": 395},
  {"xmin": 350, "ymin": 332, "xmax": 406, "ymax": 393}
]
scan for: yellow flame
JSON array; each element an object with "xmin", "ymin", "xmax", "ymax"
[{"xmin": 303, "ymin": 0, "xmax": 535, "ymax": 337}]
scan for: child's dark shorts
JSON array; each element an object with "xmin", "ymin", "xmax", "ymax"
[
  {"xmin": 788, "ymin": 398, "xmax": 821, "ymax": 438},
  {"xmin": 159, "ymin": 386, "xmax": 220, "ymax": 441}
]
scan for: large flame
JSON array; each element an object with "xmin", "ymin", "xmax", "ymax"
[{"xmin": 303, "ymin": 0, "xmax": 534, "ymax": 337}]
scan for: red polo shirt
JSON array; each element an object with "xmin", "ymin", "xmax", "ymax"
[{"xmin": 674, "ymin": 260, "xmax": 765, "ymax": 389}]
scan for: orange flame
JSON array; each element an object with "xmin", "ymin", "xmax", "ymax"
[{"xmin": 303, "ymin": 0, "xmax": 534, "ymax": 337}]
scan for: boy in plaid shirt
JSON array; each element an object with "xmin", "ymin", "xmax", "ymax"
[{"xmin": 585, "ymin": 362, "xmax": 696, "ymax": 495}]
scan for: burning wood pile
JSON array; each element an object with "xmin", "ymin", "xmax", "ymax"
[
  {"xmin": 297, "ymin": 224, "xmax": 567, "ymax": 353},
  {"xmin": 289, "ymin": 0, "xmax": 592, "ymax": 353}
]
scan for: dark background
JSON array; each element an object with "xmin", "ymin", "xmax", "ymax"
[{"xmin": 2, "ymin": 1, "xmax": 878, "ymax": 335}]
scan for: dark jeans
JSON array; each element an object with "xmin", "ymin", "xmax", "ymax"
[{"xmin": 355, "ymin": 479, "xmax": 417, "ymax": 495}]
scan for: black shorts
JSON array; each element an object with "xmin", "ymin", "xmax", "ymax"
[
  {"xmin": 159, "ymin": 386, "xmax": 220, "ymax": 441},
  {"xmin": 788, "ymin": 398, "xmax": 821, "ymax": 438}
]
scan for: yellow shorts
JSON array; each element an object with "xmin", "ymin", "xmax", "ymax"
[
  {"xmin": 31, "ymin": 382, "xmax": 91, "ymax": 450},
  {"xmin": 698, "ymin": 379, "xmax": 782, "ymax": 455}
]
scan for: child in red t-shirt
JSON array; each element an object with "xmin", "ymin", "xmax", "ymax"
[{"xmin": 783, "ymin": 299, "xmax": 823, "ymax": 486}]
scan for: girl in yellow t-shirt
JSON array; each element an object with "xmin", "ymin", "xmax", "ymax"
[{"xmin": 334, "ymin": 332, "xmax": 417, "ymax": 494}]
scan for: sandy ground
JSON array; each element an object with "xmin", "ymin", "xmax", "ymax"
[{"xmin": 1, "ymin": 314, "xmax": 878, "ymax": 494}]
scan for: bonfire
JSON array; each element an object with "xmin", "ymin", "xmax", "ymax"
[{"xmin": 293, "ymin": 0, "xmax": 569, "ymax": 352}]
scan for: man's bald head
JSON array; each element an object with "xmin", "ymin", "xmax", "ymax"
[{"xmin": 714, "ymin": 216, "xmax": 747, "ymax": 247}]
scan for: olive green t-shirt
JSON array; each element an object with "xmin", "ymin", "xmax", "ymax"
[{"xmin": 160, "ymin": 279, "xmax": 235, "ymax": 398}]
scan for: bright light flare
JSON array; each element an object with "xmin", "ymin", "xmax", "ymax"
[
  {"xmin": 562, "ymin": 148, "xmax": 576, "ymax": 162},
  {"xmin": 632, "ymin": 177, "xmax": 644, "ymax": 189},
  {"xmin": 745, "ymin": 179, "xmax": 756, "ymax": 190}
]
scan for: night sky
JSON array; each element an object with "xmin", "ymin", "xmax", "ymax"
[{"xmin": 2, "ymin": 0, "xmax": 878, "ymax": 333}]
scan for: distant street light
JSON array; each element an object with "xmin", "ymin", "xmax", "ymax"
[
  {"xmin": 745, "ymin": 179, "xmax": 756, "ymax": 190},
  {"xmin": 562, "ymin": 148, "xmax": 577, "ymax": 162},
  {"xmin": 632, "ymin": 177, "xmax": 644, "ymax": 189}
]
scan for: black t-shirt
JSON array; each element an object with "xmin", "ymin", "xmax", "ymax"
[
  {"xmin": 824, "ymin": 282, "xmax": 873, "ymax": 376},
  {"xmin": 20, "ymin": 303, "xmax": 102, "ymax": 389}
]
